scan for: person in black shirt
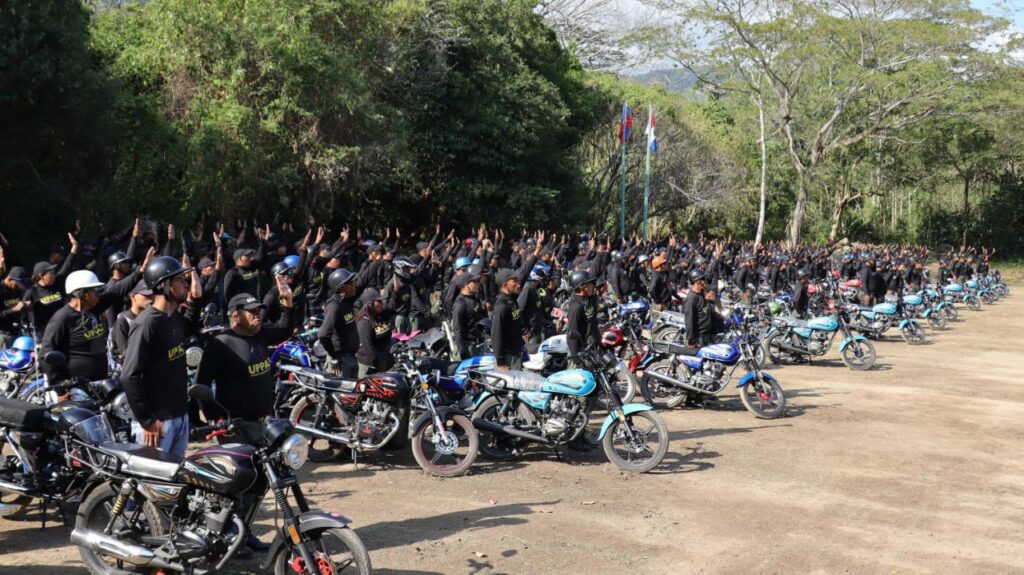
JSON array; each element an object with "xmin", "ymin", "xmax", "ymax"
[
  {"xmin": 565, "ymin": 270, "xmax": 599, "ymax": 368},
  {"xmin": 490, "ymin": 269, "xmax": 524, "ymax": 370},
  {"xmin": 647, "ymin": 256, "xmax": 672, "ymax": 310},
  {"xmin": 683, "ymin": 269, "xmax": 714, "ymax": 348},
  {"xmin": 196, "ymin": 283, "xmax": 295, "ymax": 427},
  {"xmin": 41, "ymin": 264, "xmax": 144, "ymax": 382},
  {"xmin": 793, "ymin": 269, "xmax": 811, "ymax": 318},
  {"xmin": 317, "ymin": 268, "xmax": 359, "ymax": 377},
  {"xmin": 0, "ymin": 265, "xmax": 28, "ymax": 345},
  {"xmin": 23, "ymin": 235, "xmax": 78, "ymax": 336},
  {"xmin": 111, "ymin": 280, "xmax": 153, "ymax": 363},
  {"xmin": 355, "ymin": 288, "xmax": 392, "ymax": 378},
  {"xmin": 451, "ymin": 273, "xmax": 482, "ymax": 360},
  {"xmin": 122, "ymin": 256, "xmax": 201, "ymax": 458},
  {"xmin": 224, "ymin": 247, "xmax": 262, "ymax": 303}
]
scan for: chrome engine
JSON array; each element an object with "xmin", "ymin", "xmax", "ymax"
[
  {"xmin": 355, "ymin": 399, "xmax": 399, "ymax": 446},
  {"xmin": 808, "ymin": 331, "xmax": 830, "ymax": 352},
  {"xmin": 542, "ymin": 396, "xmax": 584, "ymax": 439},
  {"xmin": 693, "ymin": 361, "xmax": 727, "ymax": 391}
]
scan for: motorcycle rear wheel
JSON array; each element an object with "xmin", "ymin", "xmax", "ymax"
[
  {"xmin": 0, "ymin": 442, "xmax": 32, "ymax": 519},
  {"xmin": 966, "ymin": 296, "xmax": 982, "ymax": 311},
  {"xmin": 901, "ymin": 323, "xmax": 926, "ymax": 345},
  {"xmin": 274, "ymin": 526, "xmax": 372, "ymax": 575},
  {"xmin": 290, "ymin": 396, "xmax": 346, "ymax": 462},
  {"xmin": 473, "ymin": 396, "xmax": 528, "ymax": 461},
  {"xmin": 638, "ymin": 360, "xmax": 688, "ymax": 409},
  {"xmin": 77, "ymin": 482, "xmax": 166, "ymax": 575},
  {"xmin": 601, "ymin": 410, "xmax": 668, "ymax": 473},
  {"xmin": 927, "ymin": 313, "xmax": 947, "ymax": 330},
  {"xmin": 411, "ymin": 414, "xmax": 478, "ymax": 477},
  {"xmin": 739, "ymin": 377, "xmax": 786, "ymax": 419},
  {"xmin": 763, "ymin": 331, "xmax": 797, "ymax": 365}
]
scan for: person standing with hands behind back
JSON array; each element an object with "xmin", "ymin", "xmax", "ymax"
[
  {"xmin": 355, "ymin": 288, "xmax": 393, "ymax": 378},
  {"xmin": 121, "ymin": 255, "xmax": 202, "ymax": 458}
]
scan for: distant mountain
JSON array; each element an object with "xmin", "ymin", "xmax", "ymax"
[{"xmin": 626, "ymin": 67, "xmax": 700, "ymax": 93}]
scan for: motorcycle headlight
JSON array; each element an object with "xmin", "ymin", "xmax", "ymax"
[
  {"xmin": 280, "ymin": 433, "xmax": 309, "ymax": 470},
  {"xmin": 111, "ymin": 391, "xmax": 132, "ymax": 421},
  {"xmin": 185, "ymin": 346, "xmax": 204, "ymax": 369}
]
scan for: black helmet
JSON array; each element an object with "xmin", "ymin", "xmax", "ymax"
[
  {"xmin": 693, "ymin": 256, "xmax": 706, "ymax": 267},
  {"xmin": 569, "ymin": 270, "xmax": 596, "ymax": 290},
  {"xmin": 271, "ymin": 261, "xmax": 295, "ymax": 277},
  {"xmin": 393, "ymin": 257, "xmax": 415, "ymax": 281},
  {"xmin": 107, "ymin": 251, "xmax": 131, "ymax": 270},
  {"xmin": 688, "ymin": 268, "xmax": 708, "ymax": 284},
  {"xmin": 327, "ymin": 268, "xmax": 355, "ymax": 292},
  {"xmin": 143, "ymin": 256, "xmax": 191, "ymax": 290},
  {"xmin": 796, "ymin": 268, "xmax": 810, "ymax": 280},
  {"xmin": 610, "ymin": 250, "xmax": 624, "ymax": 261}
]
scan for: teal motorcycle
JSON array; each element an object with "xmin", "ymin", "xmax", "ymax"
[
  {"xmin": 763, "ymin": 306, "xmax": 876, "ymax": 371},
  {"xmin": 903, "ymin": 292, "xmax": 946, "ymax": 330}
]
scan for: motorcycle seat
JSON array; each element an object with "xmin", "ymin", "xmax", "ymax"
[
  {"xmin": 100, "ymin": 443, "xmax": 182, "ymax": 481},
  {"xmin": 481, "ymin": 370, "xmax": 546, "ymax": 392},
  {"xmin": 651, "ymin": 340, "xmax": 699, "ymax": 356},
  {"xmin": 775, "ymin": 316, "xmax": 807, "ymax": 328},
  {"xmin": 0, "ymin": 398, "xmax": 48, "ymax": 431},
  {"xmin": 279, "ymin": 365, "xmax": 358, "ymax": 392}
]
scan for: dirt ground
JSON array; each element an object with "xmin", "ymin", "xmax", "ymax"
[{"xmin": 2, "ymin": 288, "xmax": 1023, "ymax": 575}]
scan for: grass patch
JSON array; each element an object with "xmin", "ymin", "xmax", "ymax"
[{"xmin": 993, "ymin": 260, "xmax": 1024, "ymax": 285}]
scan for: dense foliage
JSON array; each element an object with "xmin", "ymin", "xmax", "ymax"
[{"xmin": 0, "ymin": 0, "xmax": 1021, "ymax": 263}]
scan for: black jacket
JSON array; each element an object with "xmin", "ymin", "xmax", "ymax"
[{"xmin": 490, "ymin": 292, "xmax": 522, "ymax": 359}]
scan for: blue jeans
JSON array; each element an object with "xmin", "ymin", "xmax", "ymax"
[{"xmin": 132, "ymin": 415, "xmax": 189, "ymax": 459}]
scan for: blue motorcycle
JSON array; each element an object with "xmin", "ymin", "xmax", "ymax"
[
  {"xmin": 639, "ymin": 312, "xmax": 785, "ymax": 418},
  {"xmin": 903, "ymin": 292, "xmax": 946, "ymax": 330},
  {"xmin": 0, "ymin": 335, "xmax": 35, "ymax": 399},
  {"xmin": 763, "ymin": 306, "xmax": 876, "ymax": 371},
  {"xmin": 469, "ymin": 342, "xmax": 668, "ymax": 473}
]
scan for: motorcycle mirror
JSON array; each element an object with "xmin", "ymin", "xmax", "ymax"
[
  {"xmin": 204, "ymin": 303, "xmax": 219, "ymax": 316},
  {"xmin": 188, "ymin": 384, "xmax": 215, "ymax": 402},
  {"xmin": 43, "ymin": 351, "xmax": 67, "ymax": 367}
]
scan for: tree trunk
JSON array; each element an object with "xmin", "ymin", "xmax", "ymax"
[
  {"xmin": 786, "ymin": 175, "xmax": 808, "ymax": 247},
  {"xmin": 961, "ymin": 175, "xmax": 971, "ymax": 247},
  {"xmin": 828, "ymin": 191, "xmax": 845, "ymax": 242},
  {"xmin": 754, "ymin": 94, "xmax": 768, "ymax": 246}
]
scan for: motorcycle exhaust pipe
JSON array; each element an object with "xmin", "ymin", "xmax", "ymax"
[
  {"xmin": 71, "ymin": 528, "xmax": 158, "ymax": 566},
  {"xmin": 645, "ymin": 369, "xmax": 706, "ymax": 394},
  {"xmin": 294, "ymin": 423, "xmax": 354, "ymax": 446},
  {"xmin": 471, "ymin": 418, "xmax": 552, "ymax": 445},
  {"xmin": 0, "ymin": 478, "xmax": 31, "ymax": 495}
]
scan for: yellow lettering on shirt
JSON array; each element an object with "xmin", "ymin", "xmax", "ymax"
[
  {"xmin": 83, "ymin": 324, "xmax": 106, "ymax": 340},
  {"xmin": 167, "ymin": 344, "xmax": 185, "ymax": 362},
  {"xmin": 3, "ymin": 298, "xmax": 19, "ymax": 308},
  {"xmin": 343, "ymin": 313, "xmax": 354, "ymax": 323},
  {"xmin": 511, "ymin": 308, "xmax": 521, "ymax": 320},
  {"xmin": 39, "ymin": 293, "xmax": 63, "ymax": 305},
  {"xmin": 248, "ymin": 359, "xmax": 271, "ymax": 377},
  {"xmin": 242, "ymin": 270, "xmax": 259, "ymax": 281},
  {"xmin": 374, "ymin": 323, "xmax": 389, "ymax": 335}
]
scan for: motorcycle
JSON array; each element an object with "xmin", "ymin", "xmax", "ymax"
[
  {"xmin": 522, "ymin": 333, "xmax": 637, "ymax": 407},
  {"xmin": 923, "ymin": 285, "xmax": 958, "ymax": 321},
  {"xmin": 0, "ymin": 352, "xmax": 111, "ymax": 522},
  {"xmin": 639, "ymin": 312, "xmax": 786, "ymax": 418},
  {"xmin": 903, "ymin": 292, "xmax": 947, "ymax": 330},
  {"xmin": 470, "ymin": 336, "xmax": 668, "ymax": 473},
  {"xmin": 0, "ymin": 334, "xmax": 35, "ymax": 399},
  {"xmin": 944, "ymin": 282, "xmax": 980, "ymax": 312},
  {"xmin": 69, "ymin": 385, "xmax": 371, "ymax": 575},
  {"xmin": 763, "ymin": 306, "xmax": 876, "ymax": 371},
  {"xmin": 849, "ymin": 300, "xmax": 899, "ymax": 339}
]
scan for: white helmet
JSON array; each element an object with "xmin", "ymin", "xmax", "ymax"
[{"xmin": 65, "ymin": 270, "xmax": 105, "ymax": 296}]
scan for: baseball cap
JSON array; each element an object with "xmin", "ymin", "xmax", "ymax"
[
  {"xmin": 233, "ymin": 248, "xmax": 255, "ymax": 261},
  {"xmin": 5, "ymin": 266, "xmax": 28, "ymax": 282},
  {"xmin": 496, "ymin": 269, "xmax": 518, "ymax": 285},
  {"xmin": 129, "ymin": 280, "xmax": 153, "ymax": 297},
  {"xmin": 228, "ymin": 293, "xmax": 263, "ymax": 312},
  {"xmin": 33, "ymin": 261, "xmax": 57, "ymax": 276}
]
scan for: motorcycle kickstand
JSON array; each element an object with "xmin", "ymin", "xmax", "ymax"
[{"xmin": 552, "ymin": 446, "xmax": 562, "ymax": 461}]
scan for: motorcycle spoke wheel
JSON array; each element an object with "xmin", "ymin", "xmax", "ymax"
[
  {"xmin": 841, "ymin": 340, "xmax": 876, "ymax": 371},
  {"xmin": 601, "ymin": 411, "xmax": 668, "ymax": 474},
  {"xmin": 473, "ymin": 397, "xmax": 526, "ymax": 462},
  {"xmin": 0, "ymin": 443, "xmax": 32, "ymax": 519},
  {"xmin": 76, "ymin": 483, "xmax": 165, "ymax": 575},
  {"xmin": 275, "ymin": 527, "xmax": 372, "ymax": 575},
  {"xmin": 411, "ymin": 414, "xmax": 479, "ymax": 477},
  {"xmin": 739, "ymin": 378, "xmax": 786, "ymax": 419},
  {"xmin": 290, "ymin": 396, "xmax": 346, "ymax": 462},
  {"xmin": 639, "ymin": 361, "xmax": 687, "ymax": 409}
]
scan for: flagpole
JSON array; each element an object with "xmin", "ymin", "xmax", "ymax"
[
  {"xmin": 619, "ymin": 102, "xmax": 628, "ymax": 239},
  {"xmin": 642, "ymin": 105, "xmax": 653, "ymax": 241}
]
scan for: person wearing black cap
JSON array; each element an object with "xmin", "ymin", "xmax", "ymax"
[
  {"xmin": 0, "ymin": 264, "xmax": 29, "ymax": 345},
  {"xmin": 317, "ymin": 268, "xmax": 360, "ymax": 377},
  {"xmin": 565, "ymin": 270, "xmax": 599, "ymax": 367},
  {"xmin": 491, "ymin": 268, "xmax": 524, "ymax": 369},
  {"xmin": 355, "ymin": 288, "xmax": 392, "ymax": 378},
  {"xmin": 451, "ymin": 272, "xmax": 483, "ymax": 361},
  {"xmin": 196, "ymin": 279, "xmax": 296, "ymax": 429},
  {"xmin": 683, "ymin": 268, "xmax": 714, "ymax": 348},
  {"xmin": 792, "ymin": 269, "xmax": 812, "ymax": 318},
  {"xmin": 224, "ymin": 245, "xmax": 262, "ymax": 304},
  {"xmin": 121, "ymin": 255, "xmax": 202, "ymax": 458},
  {"xmin": 111, "ymin": 279, "xmax": 154, "ymax": 362},
  {"xmin": 22, "ymin": 233, "xmax": 78, "ymax": 335}
]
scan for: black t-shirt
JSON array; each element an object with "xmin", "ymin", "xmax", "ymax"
[
  {"xmin": 121, "ymin": 304, "xmax": 199, "ymax": 427},
  {"xmin": 0, "ymin": 283, "xmax": 25, "ymax": 333},
  {"xmin": 24, "ymin": 284, "xmax": 66, "ymax": 335},
  {"xmin": 356, "ymin": 314, "xmax": 392, "ymax": 369},
  {"xmin": 41, "ymin": 305, "xmax": 110, "ymax": 381},
  {"xmin": 224, "ymin": 265, "xmax": 260, "ymax": 303},
  {"xmin": 565, "ymin": 294, "xmax": 599, "ymax": 355},
  {"xmin": 317, "ymin": 295, "xmax": 358, "ymax": 358},
  {"xmin": 111, "ymin": 309, "xmax": 137, "ymax": 361},
  {"xmin": 195, "ymin": 308, "xmax": 293, "ymax": 420},
  {"xmin": 490, "ymin": 292, "xmax": 522, "ymax": 358}
]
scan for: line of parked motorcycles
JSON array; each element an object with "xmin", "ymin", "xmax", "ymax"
[{"xmin": 0, "ymin": 270, "xmax": 1009, "ymax": 575}]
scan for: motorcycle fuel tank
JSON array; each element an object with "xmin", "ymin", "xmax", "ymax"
[
  {"xmin": 872, "ymin": 303, "xmax": 897, "ymax": 315},
  {"xmin": 696, "ymin": 343, "xmax": 740, "ymax": 364},
  {"xmin": 806, "ymin": 316, "xmax": 839, "ymax": 331},
  {"xmin": 543, "ymin": 369, "xmax": 596, "ymax": 396},
  {"xmin": 902, "ymin": 294, "xmax": 923, "ymax": 306},
  {"xmin": 357, "ymin": 373, "xmax": 409, "ymax": 403},
  {"xmin": 180, "ymin": 444, "xmax": 258, "ymax": 496}
]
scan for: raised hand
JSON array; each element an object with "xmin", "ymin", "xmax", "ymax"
[
  {"xmin": 276, "ymin": 275, "xmax": 294, "ymax": 307},
  {"xmin": 339, "ymin": 225, "xmax": 348, "ymax": 243},
  {"xmin": 68, "ymin": 233, "xmax": 79, "ymax": 254},
  {"xmin": 142, "ymin": 246, "xmax": 156, "ymax": 271},
  {"xmin": 167, "ymin": 223, "xmax": 175, "ymax": 241},
  {"xmin": 316, "ymin": 226, "xmax": 326, "ymax": 245},
  {"xmin": 133, "ymin": 218, "xmax": 141, "ymax": 238}
]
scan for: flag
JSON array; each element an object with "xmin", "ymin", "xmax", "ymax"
[
  {"xmin": 646, "ymin": 106, "xmax": 657, "ymax": 153},
  {"xmin": 618, "ymin": 102, "xmax": 633, "ymax": 143}
]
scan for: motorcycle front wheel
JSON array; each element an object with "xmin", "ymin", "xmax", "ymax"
[
  {"xmin": 942, "ymin": 305, "xmax": 959, "ymax": 321},
  {"xmin": 77, "ymin": 482, "xmax": 166, "ymax": 575},
  {"xmin": 739, "ymin": 376, "xmax": 786, "ymax": 419},
  {"xmin": 927, "ymin": 313, "xmax": 947, "ymax": 330},
  {"xmin": 411, "ymin": 414, "xmax": 479, "ymax": 477},
  {"xmin": 966, "ymin": 296, "xmax": 982, "ymax": 312},
  {"xmin": 901, "ymin": 323, "xmax": 926, "ymax": 345},
  {"xmin": 841, "ymin": 339, "xmax": 876, "ymax": 371},
  {"xmin": 601, "ymin": 410, "xmax": 669, "ymax": 473},
  {"xmin": 274, "ymin": 526, "xmax": 372, "ymax": 575}
]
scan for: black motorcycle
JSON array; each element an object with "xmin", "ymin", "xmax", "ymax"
[
  {"xmin": 0, "ymin": 352, "xmax": 127, "ymax": 522},
  {"xmin": 69, "ymin": 385, "xmax": 372, "ymax": 575}
]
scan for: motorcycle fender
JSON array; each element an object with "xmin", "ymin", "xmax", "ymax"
[
  {"xmin": 922, "ymin": 308, "xmax": 932, "ymax": 318},
  {"xmin": 839, "ymin": 335, "xmax": 868, "ymax": 352},
  {"xmin": 473, "ymin": 390, "xmax": 492, "ymax": 408},
  {"xmin": 411, "ymin": 406, "xmax": 465, "ymax": 434},
  {"xmin": 262, "ymin": 511, "xmax": 352, "ymax": 569},
  {"xmin": 897, "ymin": 319, "xmax": 909, "ymax": 330},
  {"xmin": 597, "ymin": 403, "xmax": 653, "ymax": 440},
  {"xmin": 764, "ymin": 326, "xmax": 777, "ymax": 337},
  {"xmin": 736, "ymin": 371, "xmax": 777, "ymax": 388}
]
